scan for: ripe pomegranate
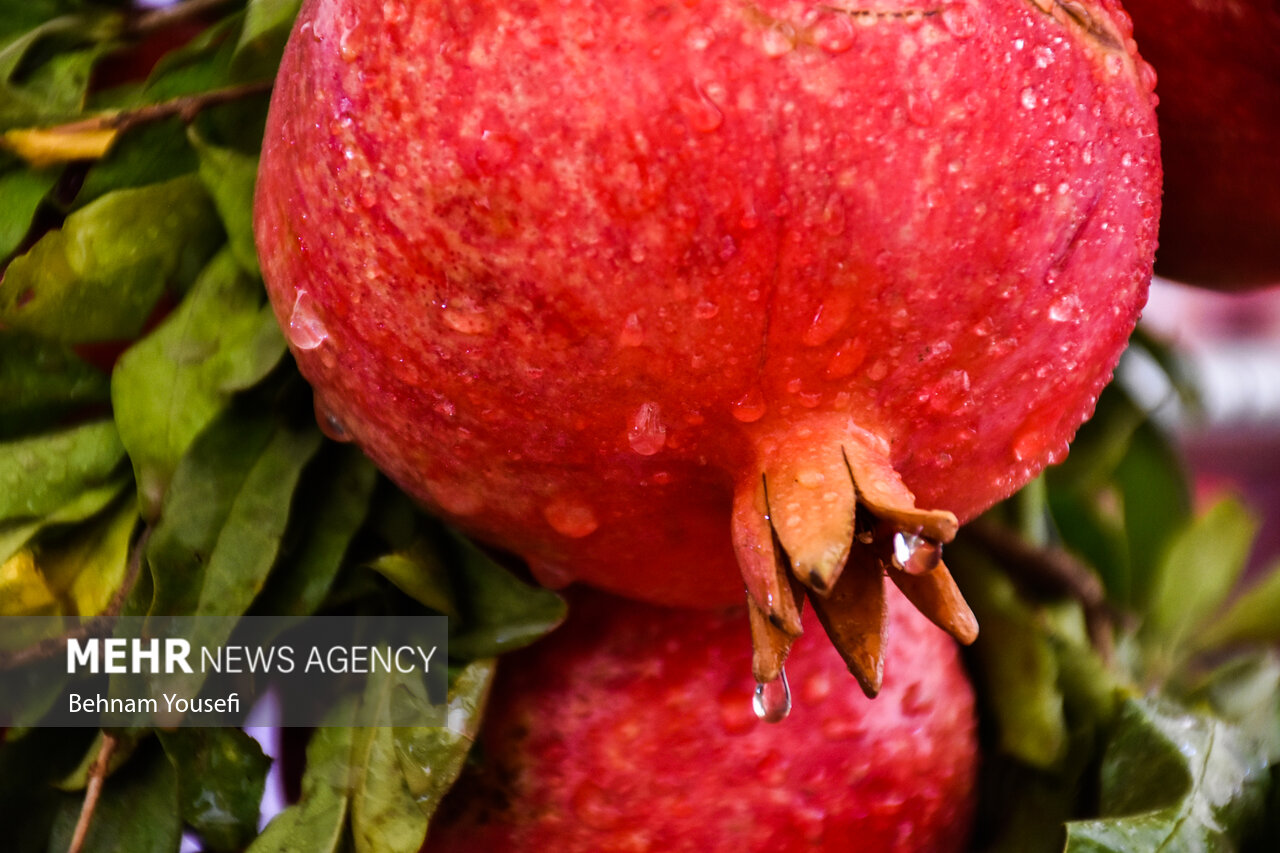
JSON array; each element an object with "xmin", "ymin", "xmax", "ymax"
[
  {"xmin": 426, "ymin": 587, "xmax": 978, "ymax": 853},
  {"xmin": 254, "ymin": 0, "xmax": 1159, "ymax": 688},
  {"xmin": 1123, "ymin": 0, "xmax": 1280, "ymax": 290}
]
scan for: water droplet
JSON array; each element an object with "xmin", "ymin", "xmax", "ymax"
[
  {"xmin": 441, "ymin": 305, "xmax": 491, "ymax": 335},
  {"xmin": 824, "ymin": 338, "xmax": 868, "ymax": 379},
  {"xmin": 1033, "ymin": 45, "xmax": 1054, "ymax": 68},
  {"xmin": 544, "ymin": 498, "xmax": 599, "ymax": 538},
  {"xmin": 315, "ymin": 402, "xmax": 351, "ymax": 442},
  {"xmin": 619, "ymin": 312, "xmax": 645, "ymax": 347},
  {"xmin": 731, "ymin": 388, "xmax": 767, "ymax": 423},
  {"xmin": 287, "ymin": 290, "xmax": 329, "ymax": 351},
  {"xmin": 627, "ymin": 402, "xmax": 667, "ymax": 455},
  {"xmin": 1048, "ymin": 293, "xmax": 1082, "ymax": 322},
  {"xmin": 927, "ymin": 369, "xmax": 971, "ymax": 414},
  {"xmin": 907, "ymin": 91, "xmax": 934, "ymax": 126},
  {"xmin": 753, "ymin": 669, "xmax": 791, "ymax": 723},
  {"xmin": 687, "ymin": 25, "xmax": 715, "ymax": 51},
  {"xmin": 891, "ymin": 531, "xmax": 942, "ymax": 575},
  {"xmin": 761, "ymin": 22, "xmax": 796, "ymax": 57},
  {"xmin": 819, "ymin": 193, "xmax": 846, "ymax": 236},
  {"xmin": 802, "ymin": 290, "xmax": 852, "ymax": 347},
  {"xmin": 1104, "ymin": 52, "xmax": 1124, "ymax": 76},
  {"xmin": 424, "ymin": 479, "xmax": 484, "ymax": 516},
  {"xmin": 476, "ymin": 130, "xmax": 519, "ymax": 172},
  {"xmin": 694, "ymin": 301, "xmax": 720, "ymax": 320},
  {"xmin": 813, "ymin": 13, "xmax": 855, "ymax": 53},
  {"xmin": 338, "ymin": 27, "xmax": 358, "ymax": 61},
  {"xmin": 941, "ymin": 3, "xmax": 977, "ymax": 38},
  {"xmin": 1020, "ymin": 87, "xmax": 1037, "ymax": 110},
  {"xmin": 1012, "ymin": 426, "xmax": 1045, "ymax": 462},
  {"xmin": 718, "ymin": 234, "xmax": 737, "ymax": 261},
  {"xmin": 678, "ymin": 83, "xmax": 723, "ymax": 133},
  {"xmin": 629, "ymin": 244, "xmax": 647, "ymax": 264}
]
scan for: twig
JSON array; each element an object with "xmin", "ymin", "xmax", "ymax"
[
  {"xmin": 66, "ymin": 733, "xmax": 118, "ymax": 853},
  {"xmin": 48, "ymin": 81, "xmax": 273, "ymax": 136},
  {"xmin": 129, "ymin": 0, "xmax": 237, "ymax": 37},
  {"xmin": 966, "ymin": 518, "xmax": 1117, "ymax": 661},
  {"xmin": 0, "ymin": 527, "xmax": 150, "ymax": 671}
]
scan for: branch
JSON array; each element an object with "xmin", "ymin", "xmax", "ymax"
[{"xmin": 66, "ymin": 733, "xmax": 118, "ymax": 853}]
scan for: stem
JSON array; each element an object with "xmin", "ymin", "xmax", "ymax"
[
  {"xmin": 129, "ymin": 0, "xmax": 236, "ymax": 37},
  {"xmin": 66, "ymin": 734, "xmax": 118, "ymax": 853}
]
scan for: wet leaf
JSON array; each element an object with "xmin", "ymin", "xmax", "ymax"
[
  {"xmin": 395, "ymin": 658, "xmax": 495, "ymax": 822},
  {"xmin": 351, "ymin": 671, "xmax": 431, "ymax": 853},
  {"xmin": 234, "ymin": 0, "xmax": 302, "ymax": 82},
  {"xmin": 1190, "ymin": 652, "xmax": 1280, "ymax": 764},
  {"xmin": 0, "ymin": 12, "xmax": 122, "ymax": 128},
  {"xmin": 111, "ymin": 249, "xmax": 285, "ymax": 516},
  {"xmin": 0, "ymin": 548, "xmax": 59, "ymax": 621},
  {"xmin": 0, "ymin": 174, "xmax": 220, "ymax": 344},
  {"xmin": 75, "ymin": 118, "xmax": 198, "ymax": 206},
  {"xmin": 0, "ymin": 165, "xmax": 58, "ymax": 258},
  {"xmin": 446, "ymin": 530, "xmax": 566, "ymax": 660},
  {"xmin": 0, "ymin": 418, "xmax": 124, "ymax": 523},
  {"xmin": 0, "ymin": 472, "xmax": 127, "ymax": 567},
  {"xmin": 249, "ymin": 712, "xmax": 353, "ymax": 853},
  {"xmin": 188, "ymin": 125, "xmax": 259, "ymax": 273},
  {"xmin": 158, "ymin": 727, "xmax": 271, "ymax": 852},
  {"xmin": 367, "ymin": 543, "xmax": 457, "ymax": 619},
  {"xmin": 46, "ymin": 740, "xmax": 182, "ymax": 853},
  {"xmin": 1065, "ymin": 698, "xmax": 1269, "ymax": 852},
  {"xmin": 252, "ymin": 444, "xmax": 378, "ymax": 618}
]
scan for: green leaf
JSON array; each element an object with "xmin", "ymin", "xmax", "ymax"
[
  {"xmin": 1065, "ymin": 698, "xmax": 1269, "ymax": 852},
  {"xmin": 158, "ymin": 728, "xmax": 272, "ymax": 852},
  {"xmin": 0, "ymin": 12, "xmax": 122, "ymax": 128},
  {"xmin": 1196, "ymin": 560, "xmax": 1280, "ymax": 650},
  {"xmin": 0, "ymin": 331, "xmax": 109, "ymax": 438},
  {"xmin": 38, "ymin": 493, "xmax": 136, "ymax": 622},
  {"xmin": 252, "ymin": 444, "xmax": 378, "ymax": 618},
  {"xmin": 1143, "ymin": 497, "xmax": 1259, "ymax": 664},
  {"xmin": 74, "ymin": 118, "xmax": 198, "ymax": 206},
  {"xmin": 350, "ymin": 671, "xmax": 431, "ymax": 853},
  {"xmin": 144, "ymin": 400, "xmax": 322, "ymax": 698},
  {"xmin": 46, "ymin": 740, "xmax": 182, "ymax": 853},
  {"xmin": 395, "ymin": 658, "xmax": 495, "ymax": 823},
  {"xmin": 446, "ymin": 530, "xmax": 567, "ymax": 660},
  {"xmin": 0, "ymin": 418, "xmax": 124, "ymax": 523},
  {"xmin": 949, "ymin": 540, "xmax": 1067, "ymax": 768},
  {"xmin": 0, "ymin": 174, "xmax": 220, "ymax": 344},
  {"xmin": 0, "ymin": 472, "xmax": 127, "ymax": 567},
  {"xmin": 249, "ymin": 714, "xmax": 353, "ymax": 853},
  {"xmin": 1117, "ymin": 421, "xmax": 1193, "ymax": 611},
  {"xmin": 0, "ymin": 165, "xmax": 58, "ymax": 258},
  {"xmin": 367, "ymin": 543, "xmax": 458, "ymax": 619},
  {"xmin": 234, "ymin": 0, "xmax": 302, "ymax": 83},
  {"xmin": 111, "ymin": 249, "xmax": 285, "ymax": 516},
  {"xmin": 1189, "ymin": 652, "xmax": 1280, "ymax": 764},
  {"xmin": 188, "ymin": 125, "xmax": 260, "ymax": 274}
]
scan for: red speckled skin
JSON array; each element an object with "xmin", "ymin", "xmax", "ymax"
[
  {"xmin": 426, "ymin": 586, "xmax": 978, "ymax": 852},
  {"xmin": 1123, "ymin": 0, "xmax": 1280, "ymax": 290},
  {"xmin": 254, "ymin": 0, "xmax": 1159, "ymax": 606}
]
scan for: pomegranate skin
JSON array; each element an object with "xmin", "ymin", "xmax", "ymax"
[
  {"xmin": 254, "ymin": 0, "xmax": 1160, "ymax": 606},
  {"xmin": 1124, "ymin": 0, "xmax": 1280, "ymax": 290},
  {"xmin": 426, "ymin": 586, "xmax": 979, "ymax": 853}
]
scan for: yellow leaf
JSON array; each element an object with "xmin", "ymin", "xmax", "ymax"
[
  {"xmin": 2, "ymin": 126, "xmax": 120, "ymax": 168},
  {"xmin": 41, "ymin": 498, "xmax": 136, "ymax": 622},
  {"xmin": 0, "ymin": 548, "xmax": 58, "ymax": 617}
]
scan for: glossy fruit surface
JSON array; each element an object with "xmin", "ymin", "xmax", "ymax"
[
  {"xmin": 254, "ymin": 0, "xmax": 1159, "ymax": 671},
  {"xmin": 427, "ymin": 586, "xmax": 979, "ymax": 852},
  {"xmin": 1124, "ymin": 0, "xmax": 1280, "ymax": 290}
]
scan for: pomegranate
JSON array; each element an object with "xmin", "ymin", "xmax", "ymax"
[
  {"xmin": 426, "ymin": 586, "xmax": 978, "ymax": 852},
  {"xmin": 254, "ymin": 0, "xmax": 1159, "ymax": 689},
  {"xmin": 1124, "ymin": 0, "xmax": 1280, "ymax": 290}
]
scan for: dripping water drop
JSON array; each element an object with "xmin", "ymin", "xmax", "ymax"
[
  {"xmin": 288, "ymin": 290, "xmax": 329, "ymax": 351},
  {"xmin": 753, "ymin": 668, "xmax": 792, "ymax": 723},
  {"xmin": 891, "ymin": 531, "xmax": 942, "ymax": 575}
]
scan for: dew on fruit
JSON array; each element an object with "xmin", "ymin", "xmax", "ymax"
[
  {"xmin": 678, "ymin": 83, "xmax": 723, "ymax": 133},
  {"xmin": 891, "ymin": 531, "xmax": 942, "ymax": 575},
  {"xmin": 694, "ymin": 300, "xmax": 720, "ymax": 320},
  {"xmin": 315, "ymin": 402, "xmax": 351, "ymax": 442},
  {"xmin": 544, "ymin": 498, "xmax": 600, "ymax": 538},
  {"xmin": 1020, "ymin": 87, "xmax": 1037, "ymax": 110},
  {"xmin": 941, "ymin": 3, "xmax": 977, "ymax": 39},
  {"xmin": 287, "ymin": 290, "xmax": 329, "ymax": 350},
  {"xmin": 1011, "ymin": 426, "xmax": 1046, "ymax": 462},
  {"xmin": 1048, "ymin": 293, "xmax": 1083, "ymax": 322},
  {"xmin": 753, "ymin": 668, "xmax": 791, "ymax": 723},
  {"xmin": 441, "ymin": 305, "xmax": 491, "ymax": 335},
  {"xmin": 627, "ymin": 402, "xmax": 667, "ymax": 455},
  {"xmin": 760, "ymin": 22, "xmax": 796, "ymax": 57},
  {"xmin": 425, "ymin": 479, "xmax": 484, "ymax": 516},
  {"xmin": 813, "ymin": 13, "xmax": 855, "ymax": 54},
  {"xmin": 619, "ymin": 312, "xmax": 645, "ymax": 347},
  {"xmin": 731, "ymin": 387, "xmax": 767, "ymax": 423}
]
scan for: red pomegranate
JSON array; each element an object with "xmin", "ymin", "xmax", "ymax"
[
  {"xmin": 427, "ymin": 586, "xmax": 979, "ymax": 852},
  {"xmin": 254, "ymin": 0, "xmax": 1159, "ymax": 687},
  {"xmin": 1123, "ymin": 0, "xmax": 1280, "ymax": 290}
]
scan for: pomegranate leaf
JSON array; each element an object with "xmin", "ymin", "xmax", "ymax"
[
  {"xmin": 0, "ymin": 11, "xmax": 121, "ymax": 127},
  {"xmin": 1195, "ymin": 559, "xmax": 1280, "ymax": 651},
  {"xmin": 111, "ymin": 249, "xmax": 285, "ymax": 516},
  {"xmin": 350, "ymin": 670, "xmax": 432, "ymax": 853},
  {"xmin": 0, "ymin": 418, "xmax": 124, "ymax": 524},
  {"xmin": 0, "ymin": 332, "xmax": 108, "ymax": 438},
  {"xmin": 188, "ymin": 126, "xmax": 260, "ymax": 274},
  {"xmin": 1189, "ymin": 652, "xmax": 1280, "ymax": 764},
  {"xmin": 0, "ymin": 174, "xmax": 220, "ymax": 344},
  {"xmin": 0, "ymin": 165, "xmax": 58, "ymax": 258},
  {"xmin": 37, "ymin": 495, "xmax": 135, "ymax": 623},
  {"xmin": 235, "ymin": 0, "xmax": 302, "ymax": 78},
  {"xmin": 251, "ymin": 444, "xmax": 378, "ymax": 618},
  {"xmin": 46, "ymin": 740, "xmax": 181, "ymax": 853},
  {"xmin": 0, "ymin": 473, "xmax": 126, "ymax": 571},
  {"xmin": 158, "ymin": 727, "xmax": 271, "ymax": 852},
  {"xmin": 1064, "ymin": 698, "xmax": 1269, "ymax": 852},
  {"xmin": 249, "ymin": 713, "xmax": 352, "ymax": 853},
  {"xmin": 75, "ymin": 118, "xmax": 198, "ymax": 206}
]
